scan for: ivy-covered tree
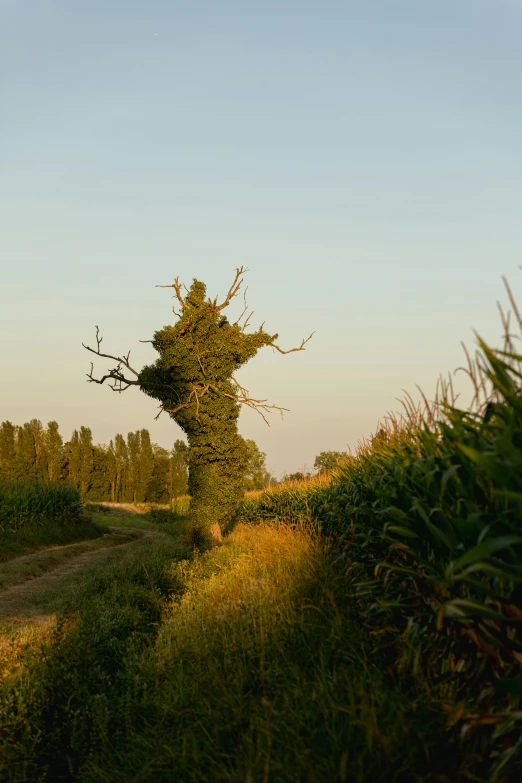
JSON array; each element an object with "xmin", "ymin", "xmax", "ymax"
[{"xmin": 84, "ymin": 267, "xmax": 312, "ymax": 536}]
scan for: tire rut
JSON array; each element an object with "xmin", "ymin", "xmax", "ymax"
[{"xmin": 0, "ymin": 526, "xmax": 164, "ymax": 621}]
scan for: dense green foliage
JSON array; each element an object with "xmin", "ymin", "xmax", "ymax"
[
  {"xmin": 236, "ymin": 335, "xmax": 522, "ymax": 779},
  {"xmin": 314, "ymin": 449, "xmax": 348, "ymax": 473},
  {"xmin": 0, "ymin": 420, "xmax": 189, "ymax": 503},
  {"xmin": 243, "ymin": 438, "xmax": 274, "ymax": 489}
]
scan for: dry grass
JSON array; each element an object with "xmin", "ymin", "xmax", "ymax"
[
  {"xmin": 0, "ymin": 617, "xmax": 57, "ymax": 687},
  {"xmin": 158, "ymin": 522, "xmax": 317, "ymax": 657}
]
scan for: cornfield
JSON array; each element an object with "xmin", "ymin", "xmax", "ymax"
[
  {"xmin": 236, "ymin": 276, "xmax": 522, "ymax": 781},
  {"xmin": 0, "ymin": 481, "xmax": 83, "ymax": 532}
]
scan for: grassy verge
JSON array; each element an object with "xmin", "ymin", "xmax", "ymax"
[
  {"xmin": 0, "ymin": 517, "xmax": 191, "ymax": 782},
  {"xmin": 0, "ymin": 482, "xmax": 105, "ymax": 562},
  {"xmin": 0, "ymin": 528, "xmax": 140, "ymax": 590},
  {"xmin": 0, "ymin": 515, "xmax": 108, "ymax": 563},
  {"xmin": 0, "ymin": 520, "xmax": 460, "ymax": 783}
]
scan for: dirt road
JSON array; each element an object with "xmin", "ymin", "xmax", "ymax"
[{"xmin": 0, "ymin": 526, "xmax": 162, "ymax": 621}]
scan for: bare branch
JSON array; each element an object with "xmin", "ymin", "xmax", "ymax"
[
  {"xmin": 269, "ymin": 332, "xmax": 315, "ymax": 354},
  {"xmin": 242, "ymin": 311, "xmax": 254, "ymax": 332},
  {"xmin": 156, "ymin": 276, "xmax": 188, "ymax": 309},
  {"xmin": 83, "ymin": 327, "xmax": 139, "ymax": 377},
  {"xmin": 83, "ymin": 326, "xmax": 140, "ymax": 393},
  {"xmin": 214, "ymin": 265, "xmax": 248, "ymax": 312},
  {"xmin": 161, "ymin": 384, "xmax": 210, "ymax": 420},
  {"xmin": 85, "ymin": 361, "xmax": 139, "ymax": 393},
  {"xmin": 234, "ymin": 287, "xmax": 249, "ymax": 326},
  {"xmin": 212, "ymin": 381, "xmax": 289, "ymax": 426}
]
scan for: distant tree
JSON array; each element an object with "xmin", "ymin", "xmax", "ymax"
[
  {"xmin": 79, "ymin": 426, "xmax": 94, "ymax": 497},
  {"xmin": 147, "ymin": 444, "xmax": 171, "ymax": 503},
  {"xmin": 126, "ymin": 431, "xmax": 140, "ymax": 503},
  {"xmin": 87, "ymin": 444, "xmax": 111, "ymax": 501},
  {"xmin": 29, "ymin": 419, "xmax": 47, "ymax": 480},
  {"xmin": 170, "ymin": 439, "xmax": 189, "ymax": 498},
  {"xmin": 0, "ymin": 421, "xmax": 16, "ymax": 481},
  {"xmin": 282, "ymin": 471, "xmax": 310, "ymax": 483},
  {"xmin": 106, "ymin": 440, "xmax": 117, "ymax": 502},
  {"xmin": 137, "ymin": 429, "xmax": 154, "ymax": 502},
  {"xmin": 243, "ymin": 439, "xmax": 273, "ymax": 490},
  {"xmin": 45, "ymin": 421, "xmax": 63, "ymax": 482},
  {"xmin": 13, "ymin": 423, "xmax": 38, "ymax": 482},
  {"xmin": 65, "ymin": 430, "xmax": 81, "ymax": 489},
  {"xmin": 83, "ymin": 268, "xmax": 312, "ymax": 537},
  {"xmin": 313, "ymin": 450, "xmax": 347, "ymax": 474},
  {"xmin": 114, "ymin": 434, "xmax": 129, "ymax": 502}
]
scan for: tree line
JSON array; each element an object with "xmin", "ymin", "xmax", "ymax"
[
  {"xmin": 0, "ymin": 419, "xmax": 275, "ymax": 503},
  {"xmin": 0, "ymin": 419, "xmax": 189, "ymax": 503}
]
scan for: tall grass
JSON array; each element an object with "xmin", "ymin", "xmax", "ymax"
[
  {"xmin": 0, "ymin": 523, "xmax": 457, "ymax": 782},
  {"xmin": 237, "ymin": 278, "xmax": 522, "ymax": 781}
]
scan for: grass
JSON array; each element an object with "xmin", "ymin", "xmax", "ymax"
[
  {"xmin": 0, "ymin": 519, "xmax": 460, "ymax": 783},
  {"xmin": 0, "ymin": 482, "xmax": 103, "ymax": 562},
  {"xmin": 0, "ymin": 515, "xmax": 108, "ymax": 563},
  {"xmin": 0, "ymin": 528, "xmax": 140, "ymax": 590},
  {"xmin": 86, "ymin": 495, "xmax": 191, "ymax": 519}
]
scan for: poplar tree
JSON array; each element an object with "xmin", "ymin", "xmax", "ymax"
[
  {"xmin": 148, "ymin": 444, "xmax": 171, "ymax": 503},
  {"xmin": 66, "ymin": 430, "xmax": 81, "ymax": 488},
  {"xmin": 14, "ymin": 423, "xmax": 38, "ymax": 482},
  {"xmin": 79, "ymin": 426, "xmax": 94, "ymax": 497},
  {"xmin": 84, "ymin": 267, "xmax": 312, "ymax": 536},
  {"xmin": 29, "ymin": 419, "xmax": 47, "ymax": 480},
  {"xmin": 0, "ymin": 422, "xmax": 16, "ymax": 481},
  {"xmin": 126, "ymin": 431, "xmax": 140, "ymax": 503},
  {"xmin": 171, "ymin": 439, "xmax": 189, "ymax": 498},
  {"xmin": 138, "ymin": 429, "xmax": 154, "ymax": 502},
  {"xmin": 45, "ymin": 421, "xmax": 64, "ymax": 482},
  {"xmin": 106, "ymin": 440, "xmax": 117, "ymax": 502},
  {"xmin": 114, "ymin": 434, "xmax": 129, "ymax": 502}
]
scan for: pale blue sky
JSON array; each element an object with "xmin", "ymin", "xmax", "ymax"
[{"xmin": 1, "ymin": 0, "xmax": 521, "ymax": 475}]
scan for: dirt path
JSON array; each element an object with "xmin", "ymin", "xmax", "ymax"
[{"xmin": 0, "ymin": 526, "xmax": 163, "ymax": 621}]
